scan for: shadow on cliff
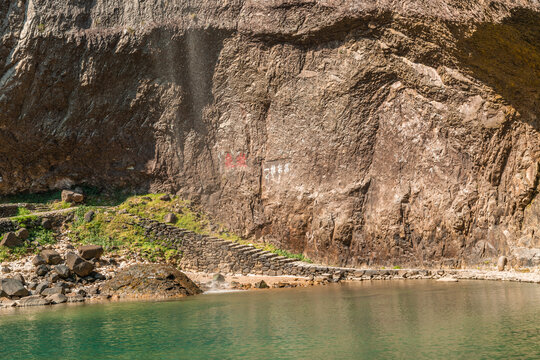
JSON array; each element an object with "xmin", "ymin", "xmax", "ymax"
[{"xmin": 453, "ymin": 8, "xmax": 540, "ymax": 129}]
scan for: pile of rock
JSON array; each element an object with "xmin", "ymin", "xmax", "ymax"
[{"xmin": 0, "ymin": 245, "xmax": 106, "ymax": 307}]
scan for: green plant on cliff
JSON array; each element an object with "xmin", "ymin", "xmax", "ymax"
[
  {"xmin": 0, "ymin": 244, "xmax": 31, "ymax": 262},
  {"xmin": 12, "ymin": 214, "xmax": 38, "ymax": 227},
  {"xmin": 16, "ymin": 207, "xmax": 31, "ymax": 216},
  {"xmin": 117, "ymin": 194, "xmax": 312, "ymax": 263},
  {"xmin": 0, "ymin": 226, "xmax": 54, "ymax": 262},
  {"xmin": 69, "ymin": 206, "xmax": 181, "ymax": 264},
  {"xmin": 118, "ymin": 194, "xmax": 210, "ymax": 234}
]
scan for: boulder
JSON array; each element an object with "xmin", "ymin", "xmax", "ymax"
[
  {"xmin": 253, "ymin": 280, "xmax": 269, "ymax": 289},
  {"xmin": 46, "ymin": 293, "xmax": 67, "ymax": 304},
  {"xmin": 40, "ymin": 250, "xmax": 62, "ymax": 265},
  {"xmin": 159, "ymin": 194, "xmax": 171, "ymax": 201},
  {"xmin": 35, "ymin": 264, "xmax": 49, "ymax": 277},
  {"xmin": 41, "ymin": 218, "xmax": 52, "ymax": 230},
  {"xmin": 61, "ymin": 190, "xmax": 84, "ymax": 204},
  {"xmin": 12, "ymin": 273, "xmax": 25, "ymax": 285},
  {"xmin": 77, "ymin": 245, "xmax": 104, "ymax": 260},
  {"xmin": 42, "ymin": 287, "xmax": 64, "ymax": 296},
  {"xmin": 83, "ymin": 210, "xmax": 95, "ymax": 223},
  {"xmin": 66, "ymin": 252, "xmax": 94, "ymax": 277},
  {"xmin": 164, "ymin": 213, "xmax": 177, "ymax": 224},
  {"xmin": 54, "ymin": 264, "xmax": 70, "ymax": 279},
  {"xmin": 0, "ymin": 297, "xmax": 16, "ymax": 307},
  {"xmin": 1, "ymin": 278, "xmax": 29, "ymax": 297},
  {"xmin": 32, "ymin": 255, "xmax": 46, "ymax": 266},
  {"xmin": 35, "ymin": 282, "xmax": 49, "ymax": 294},
  {"xmin": 93, "ymin": 272, "xmax": 106, "ymax": 281},
  {"xmin": 18, "ymin": 295, "xmax": 50, "ymax": 307},
  {"xmin": 212, "ymin": 273, "xmax": 226, "ymax": 283},
  {"xmin": 1, "ymin": 232, "xmax": 22, "ymax": 247},
  {"xmin": 100, "ymin": 264, "xmax": 201, "ymax": 299},
  {"xmin": 498, "ymin": 256, "xmax": 508, "ymax": 271},
  {"xmin": 15, "ymin": 228, "xmax": 29, "ymax": 240},
  {"xmin": 67, "ymin": 294, "xmax": 85, "ymax": 303}
]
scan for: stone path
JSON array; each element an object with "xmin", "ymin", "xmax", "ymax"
[{"xmin": 136, "ymin": 217, "xmax": 540, "ymax": 283}]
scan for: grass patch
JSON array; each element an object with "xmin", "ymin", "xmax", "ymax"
[
  {"xmin": 69, "ymin": 207, "xmax": 182, "ymax": 264},
  {"xmin": 12, "ymin": 214, "xmax": 38, "ymax": 227},
  {"xmin": 49, "ymin": 201, "xmax": 72, "ymax": 210},
  {"xmin": 16, "ymin": 207, "xmax": 31, "ymax": 216},
  {"xmin": 0, "ymin": 226, "xmax": 55, "ymax": 262},
  {"xmin": 119, "ymin": 194, "xmax": 312, "ymax": 263}
]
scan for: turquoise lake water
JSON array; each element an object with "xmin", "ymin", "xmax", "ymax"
[{"xmin": 0, "ymin": 280, "xmax": 539, "ymax": 359}]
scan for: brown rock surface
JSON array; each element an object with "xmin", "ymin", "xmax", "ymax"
[
  {"xmin": 100, "ymin": 264, "xmax": 202, "ymax": 299},
  {"xmin": 65, "ymin": 252, "xmax": 94, "ymax": 277},
  {"xmin": 61, "ymin": 190, "xmax": 84, "ymax": 204},
  {"xmin": 0, "ymin": 1, "xmax": 539, "ymax": 268},
  {"xmin": 77, "ymin": 245, "xmax": 104, "ymax": 260},
  {"xmin": 40, "ymin": 250, "xmax": 63, "ymax": 265},
  {"xmin": 0, "ymin": 232, "xmax": 21, "ymax": 248}
]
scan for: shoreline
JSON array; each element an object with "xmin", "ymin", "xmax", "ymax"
[{"xmin": 1, "ymin": 268, "xmax": 538, "ymax": 313}]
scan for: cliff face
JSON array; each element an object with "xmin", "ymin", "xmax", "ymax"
[{"xmin": 1, "ymin": 0, "xmax": 539, "ymax": 268}]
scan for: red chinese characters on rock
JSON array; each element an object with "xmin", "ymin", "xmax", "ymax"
[{"xmin": 224, "ymin": 153, "xmax": 247, "ymax": 169}]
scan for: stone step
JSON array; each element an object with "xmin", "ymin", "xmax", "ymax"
[
  {"xmin": 258, "ymin": 252, "xmax": 279, "ymax": 260},
  {"xmin": 277, "ymin": 258, "xmax": 298, "ymax": 264},
  {"xmin": 244, "ymin": 249, "xmax": 265, "ymax": 256},
  {"xmin": 229, "ymin": 244, "xmax": 249, "ymax": 250},
  {"xmin": 234, "ymin": 245, "xmax": 256, "ymax": 252}
]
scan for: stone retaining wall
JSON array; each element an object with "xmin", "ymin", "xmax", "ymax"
[
  {"xmin": 0, "ymin": 208, "xmax": 75, "ymax": 235},
  {"xmin": 139, "ymin": 218, "xmax": 540, "ymax": 283},
  {"xmin": 0, "ymin": 204, "xmax": 21, "ymax": 218},
  {"xmin": 138, "ymin": 218, "xmax": 458, "ymax": 281}
]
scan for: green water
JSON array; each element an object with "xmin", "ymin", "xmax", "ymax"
[{"xmin": 0, "ymin": 280, "xmax": 539, "ymax": 359}]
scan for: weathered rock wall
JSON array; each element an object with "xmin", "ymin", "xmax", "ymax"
[{"xmin": 1, "ymin": 1, "xmax": 539, "ymax": 267}]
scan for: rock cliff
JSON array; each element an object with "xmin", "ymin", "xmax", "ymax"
[{"xmin": 1, "ymin": 1, "xmax": 539, "ymax": 267}]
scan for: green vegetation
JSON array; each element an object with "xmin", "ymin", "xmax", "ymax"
[
  {"xmin": 69, "ymin": 206, "xmax": 182, "ymax": 264},
  {"xmin": 0, "ymin": 226, "xmax": 55, "ymax": 262},
  {"xmin": 393, "ymin": 265, "xmax": 402, "ymax": 269},
  {"xmin": 119, "ymin": 194, "xmax": 312, "ymax": 263},
  {"xmin": 2, "ymin": 190, "xmax": 312, "ymax": 264},
  {"xmin": 0, "ymin": 190, "xmax": 62, "ymax": 205},
  {"xmin": 12, "ymin": 214, "xmax": 38, "ymax": 227},
  {"xmin": 0, "ymin": 187, "xmax": 133, "ymax": 211},
  {"xmin": 16, "ymin": 207, "xmax": 31, "ymax": 216}
]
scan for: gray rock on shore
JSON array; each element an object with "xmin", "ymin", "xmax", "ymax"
[
  {"xmin": 40, "ymin": 250, "xmax": 63, "ymax": 265},
  {"xmin": 1, "ymin": 278, "xmax": 29, "ymax": 297},
  {"xmin": 66, "ymin": 252, "xmax": 94, "ymax": 277},
  {"xmin": 498, "ymin": 256, "xmax": 508, "ymax": 271},
  {"xmin": 46, "ymin": 293, "xmax": 67, "ymax": 304},
  {"xmin": 18, "ymin": 296, "xmax": 50, "ymax": 307}
]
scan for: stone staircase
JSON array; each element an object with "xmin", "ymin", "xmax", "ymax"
[{"xmin": 136, "ymin": 217, "xmax": 413, "ymax": 280}]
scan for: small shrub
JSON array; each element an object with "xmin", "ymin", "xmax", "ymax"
[{"xmin": 16, "ymin": 207, "xmax": 31, "ymax": 216}]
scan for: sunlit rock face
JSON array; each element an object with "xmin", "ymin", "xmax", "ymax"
[{"xmin": 1, "ymin": 0, "xmax": 539, "ymax": 267}]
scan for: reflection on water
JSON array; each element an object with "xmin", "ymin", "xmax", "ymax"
[{"xmin": 0, "ymin": 280, "xmax": 539, "ymax": 359}]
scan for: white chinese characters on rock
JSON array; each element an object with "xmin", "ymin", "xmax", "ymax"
[{"xmin": 263, "ymin": 161, "xmax": 290, "ymax": 183}]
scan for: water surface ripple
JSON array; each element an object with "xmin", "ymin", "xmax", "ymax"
[{"xmin": 0, "ymin": 280, "xmax": 539, "ymax": 359}]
